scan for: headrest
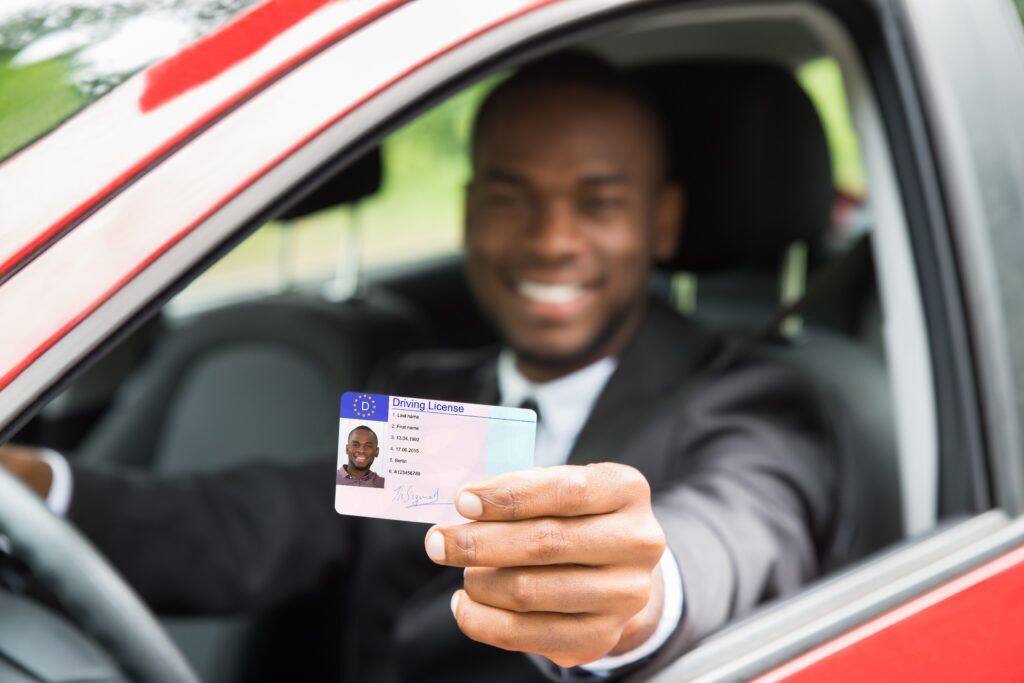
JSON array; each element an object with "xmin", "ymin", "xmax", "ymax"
[
  {"xmin": 630, "ymin": 61, "xmax": 833, "ymax": 272},
  {"xmin": 277, "ymin": 146, "xmax": 383, "ymax": 221}
]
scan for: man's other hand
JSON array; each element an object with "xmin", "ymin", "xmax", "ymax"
[
  {"xmin": 424, "ymin": 463, "xmax": 666, "ymax": 668},
  {"xmin": 0, "ymin": 445, "xmax": 53, "ymax": 498}
]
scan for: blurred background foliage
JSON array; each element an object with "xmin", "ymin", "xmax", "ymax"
[
  {"xmin": 0, "ymin": 0, "xmax": 259, "ymax": 158},
  {"xmin": 0, "ymin": 50, "xmax": 83, "ymax": 158},
  {"xmin": 798, "ymin": 57, "xmax": 864, "ymax": 196}
]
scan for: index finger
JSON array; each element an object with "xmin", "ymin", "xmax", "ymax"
[{"xmin": 454, "ymin": 463, "xmax": 650, "ymax": 521}]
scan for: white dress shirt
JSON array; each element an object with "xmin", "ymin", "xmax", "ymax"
[{"xmin": 496, "ymin": 349, "xmax": 685, "ymax": 674}]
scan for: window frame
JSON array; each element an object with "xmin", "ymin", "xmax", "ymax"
[{"xmin": 895, "ymin": 0, "xmax": 1024, "ymax": 517}]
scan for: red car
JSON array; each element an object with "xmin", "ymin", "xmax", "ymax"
[{"xmin": 1, "ymin": 1, "xmax": 1023, "ymax": 681}]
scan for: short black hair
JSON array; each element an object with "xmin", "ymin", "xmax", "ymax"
[
  {"xmin": 470, "ymin": 51, "xmax": 669, "ymax": 175},
  {"xmin": 348, "ymin": 425, "xmax": 378, "ymax": 442}
]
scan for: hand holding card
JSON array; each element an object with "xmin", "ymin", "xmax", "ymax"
[{"xmin": 425, "ymin": 463, "xmax": 667, "ymax": 668}]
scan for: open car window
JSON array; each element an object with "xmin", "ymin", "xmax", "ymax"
[{"xmin": 19, "ymin": 59, "xmax": 909, "ymax": 676}]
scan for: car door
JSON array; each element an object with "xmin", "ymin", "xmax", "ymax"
[{"xmin": 1, "ymin": 0, "xmax": 1023, "ymax": 680}]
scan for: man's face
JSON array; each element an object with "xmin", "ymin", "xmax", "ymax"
[
  {"xmin": 346, "ymin": 428, "xmax": 379, "ymax": 472},
  {"xmin": 465, "ymin": 84, "xmax": 681, "ymax": 377}
]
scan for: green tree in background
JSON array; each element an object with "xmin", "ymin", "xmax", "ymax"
[
  {"xmin": 0, "ymin": 52, "xmax": 84, "ymax": 159},
  {"xmin": 799, "ymin": 57, "xmax": 865, "ymax": 196}
]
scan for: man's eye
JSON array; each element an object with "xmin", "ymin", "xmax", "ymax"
[
  {"xmin": 486, "ymin": 192, "xmax": 528, "ymax": 208},
  {"xmin": 579, "ymin": 196, "xmax": 625, "ymax": 215}
]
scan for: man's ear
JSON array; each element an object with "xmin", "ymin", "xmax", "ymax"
[{"xmin": 652, "ymin": 181, "xmax": 684, "ymax": 263}]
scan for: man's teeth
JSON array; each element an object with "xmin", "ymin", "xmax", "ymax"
[{"xmin": 517, "ymin": 281, "xmax": 585, "ymax": 304}]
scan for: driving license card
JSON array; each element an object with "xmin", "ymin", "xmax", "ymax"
[{"xmin": 335, "ymin": 392, "xmax": 536, "ymax": 525}]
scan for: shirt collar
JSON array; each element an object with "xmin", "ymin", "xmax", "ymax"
[
  {"xmin": 342, "ymin": 465, "xmax": 374, "ymax": 480},
  {"xmin": 496, "ymin": 349, "xmax": 618, "ymax": 441}
]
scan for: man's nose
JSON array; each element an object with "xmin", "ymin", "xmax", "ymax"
[{"xmin": 527, "ymin": 198, "xmax": 585, "ymax": 259}]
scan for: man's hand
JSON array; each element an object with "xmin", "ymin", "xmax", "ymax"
[
  {"xmin": 424, "ymin": 463, "xmax": 666, "ymax": 668},
  {"xmin": 0, "ymin": 445, "xmax": 52, "ymax": 498}
]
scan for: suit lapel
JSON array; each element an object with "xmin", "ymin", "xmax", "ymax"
[{"xmin": 568, "ymin": 302, "xmax": 721, "ymax": 466}]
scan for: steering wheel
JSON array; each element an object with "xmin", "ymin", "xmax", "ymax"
[{"xmin": 0, "ymin": 467, "xmax": 198, "ymax": 683}]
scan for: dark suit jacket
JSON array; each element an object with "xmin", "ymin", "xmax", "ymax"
[{"xmin": 69, "ymin": 302, "xmax": 836, "ymax": 682}]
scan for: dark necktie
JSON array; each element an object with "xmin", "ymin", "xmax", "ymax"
[{"xmin": 519, "ymin": 398, "xmax": 541, "ymax": 424}]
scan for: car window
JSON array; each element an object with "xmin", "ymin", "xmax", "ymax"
[{"xmin": 0, "ymin": 0, "xmax": 260, "ymax": 160}]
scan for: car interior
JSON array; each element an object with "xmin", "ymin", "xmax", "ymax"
[{"xmin": 1, "ymin": 6, "xmax": 944, "ymax": 682}]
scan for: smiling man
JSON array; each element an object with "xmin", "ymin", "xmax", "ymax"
[
  {"xmin": 463, "ymin": 65, "xmax": 679, "ymax": 381},
  {"xmin": 0, "ymin": 52, "xmax": 835, "ymax": 682},
  {"xmin": 337, "ymin": 425, "xmax": 385, "ymax": 488}
]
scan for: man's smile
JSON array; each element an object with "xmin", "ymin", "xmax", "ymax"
[
  {"xmin": 512, "ymin": 278, "xmax": 599, "ymax": 320},
  {"xmin": 517, "ymin": 280, "xmax": 587, "ymax": 305}
]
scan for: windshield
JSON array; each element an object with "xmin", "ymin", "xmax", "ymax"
[{"xmin": 0, "ymin": 0, "xmax": 260, "ymax": 160}]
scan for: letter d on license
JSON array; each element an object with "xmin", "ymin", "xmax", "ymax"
[{"xmin": 361, "ymin": 401, "xmax": 370, "ymax": 412}]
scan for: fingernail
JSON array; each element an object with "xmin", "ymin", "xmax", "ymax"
[
  {"xmin": 450, "ymin": 591, "xmax": 460, "ymax": 616},
  {"xmin": 457, "ymin": 491, "xmax": 483, "ymax": 517},
  {"xmin": 426, "ymin": 530, "xmax": 446, "ymax": 563}
]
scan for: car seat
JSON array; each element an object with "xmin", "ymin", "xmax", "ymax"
[{"xmin": 632, "ymin": 60, "xmax": 902, "ymax": 566}]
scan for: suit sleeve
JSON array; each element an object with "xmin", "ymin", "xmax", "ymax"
[
  {"xmin": 648, "ymin": 359, "xmax": 838, "ymax": 667},
  {"xmin": 68, "ymin": 458, "xmax": 351, "ymax": 615}
]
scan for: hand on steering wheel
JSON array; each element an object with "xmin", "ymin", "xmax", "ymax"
[{"xmin": 0, "ymin": 455, "xmax": 198, "ymax": 683}]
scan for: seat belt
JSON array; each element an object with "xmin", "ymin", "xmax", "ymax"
[{"xmin": 707, "ymin": 233, "xmax": 874, "ymax": 371}]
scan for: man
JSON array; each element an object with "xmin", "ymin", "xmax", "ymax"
[
  {"xmin": 0, "ymin": 53, "xmax": 835, "ymax": 681},
  {"xmin": 337, "ymin": 425, "xmax": 385, "ymax": 488}
]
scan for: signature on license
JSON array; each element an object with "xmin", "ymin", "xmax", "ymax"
[{"xmin": 392, "ymin": 484, "xmax": 449, "ymax": 508}]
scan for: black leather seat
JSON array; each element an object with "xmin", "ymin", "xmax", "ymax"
[
  {"xmin": 632, "ymin": 60, "xmax": 902, "ymax": 565},
  {"xmin": 77, "ymin": 293, "xmax": 426, "ymax": 474}
]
